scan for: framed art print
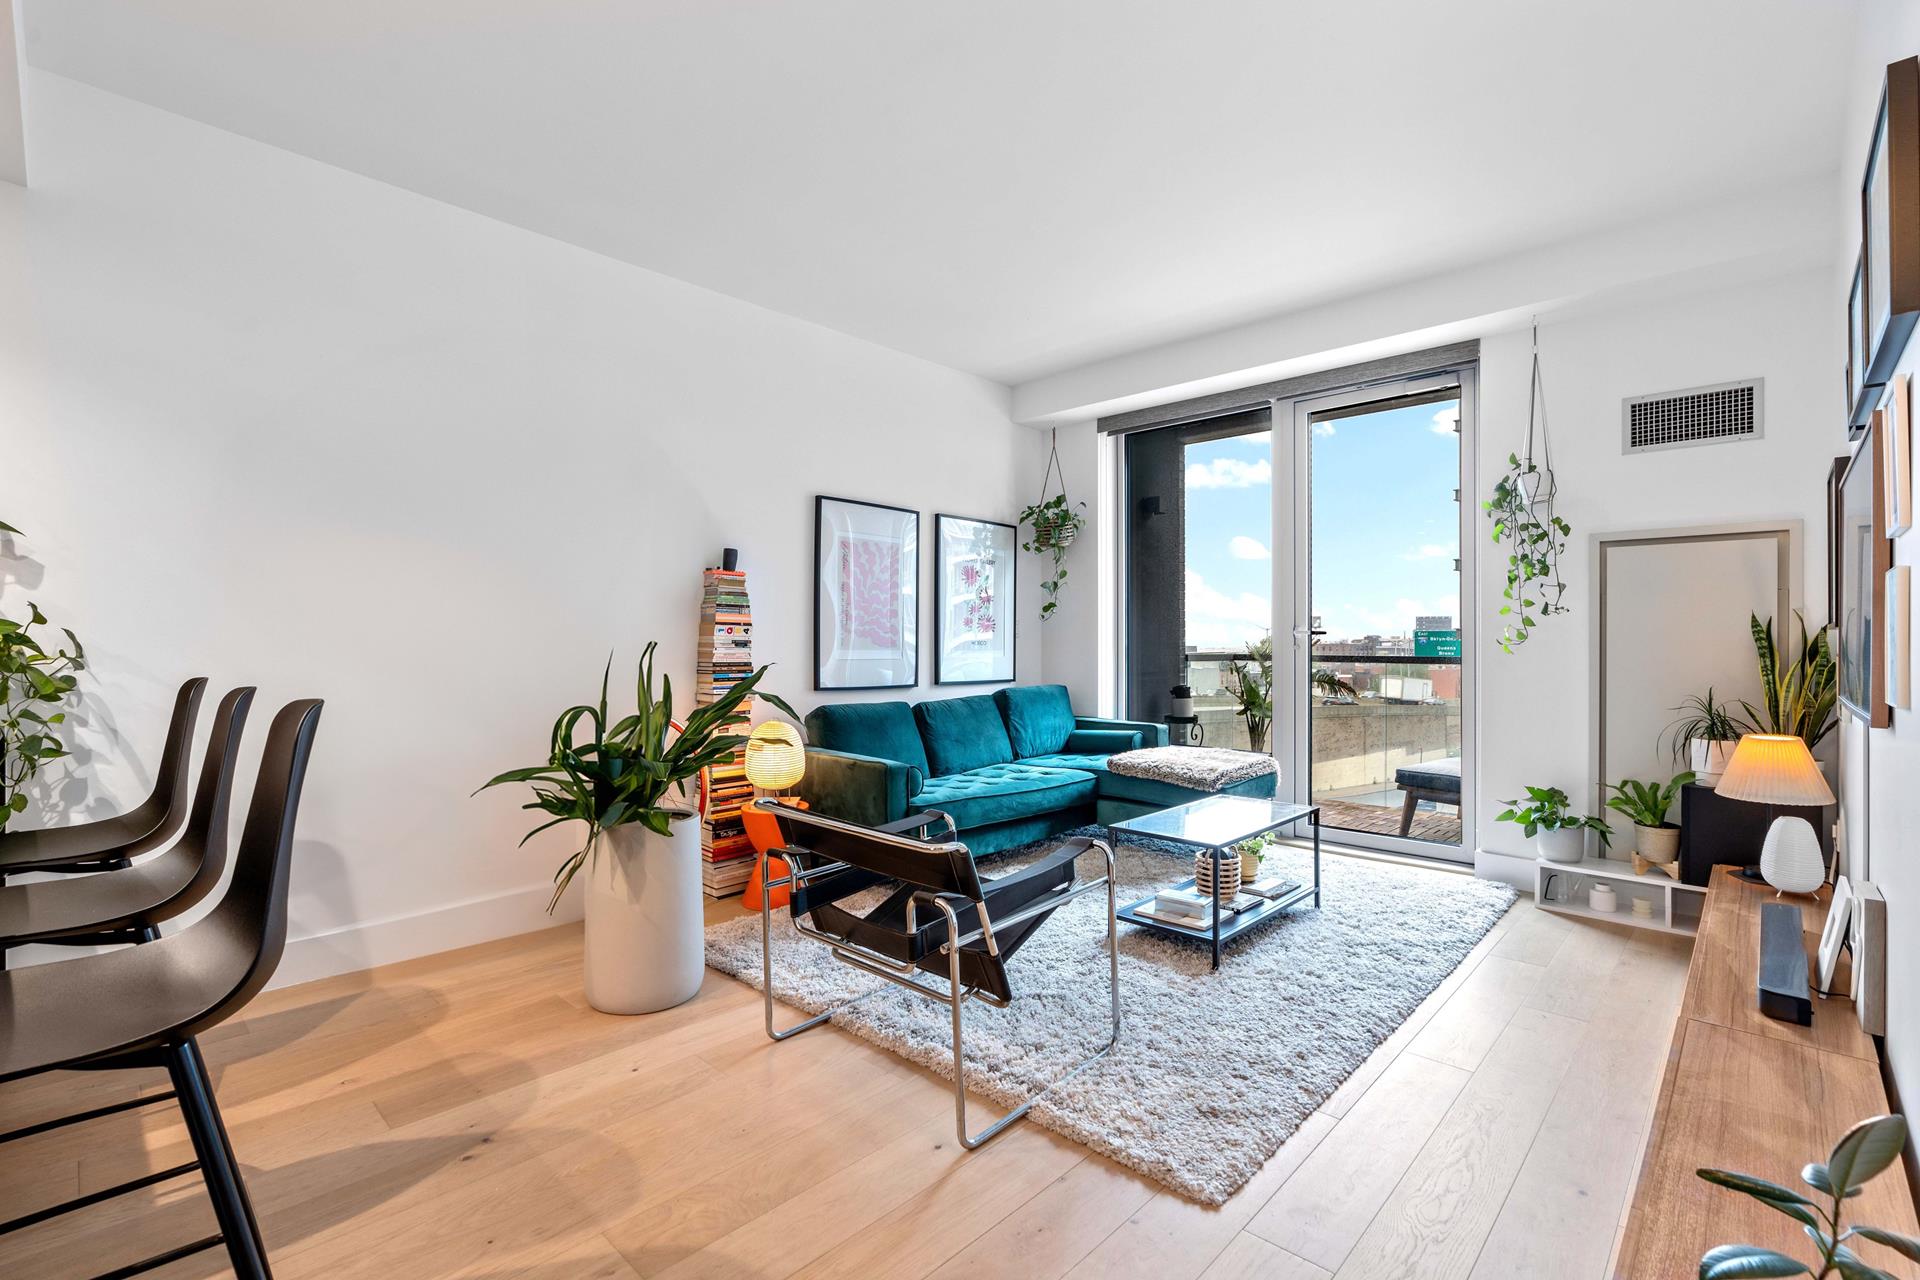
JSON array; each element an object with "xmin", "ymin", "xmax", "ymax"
[
  {"xmin": 1828, "ymin": 453, "xmax": 1851, "ymax": 626},
  {"xmin": 1838, "ymin": 413, "xmax": 1892, "ymax": 728},
  {"xmin": 934, "ymin": 514, "xmax": 1016, "ymax": 685},
  {"xmin": 1858, "ymin": 58, "xmax": 1920, "ymax": 400},
  {"xmin": 814, "ymin": 495, "xmax": 918, "ymax": 690},
  {"xmin": 1887, "ymin": 373, "xmax": 1913, "ymax": 536},
  {"xmin": 1848, "ymin": 252, "xmax": 1876, "ymax": 433},
  {"xmin": 1889, "ymin": 565, "xmax": 1912, "ymax": 711}
]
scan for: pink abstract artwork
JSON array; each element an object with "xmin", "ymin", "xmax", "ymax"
[{"xmin": 836, "ymin": 533, "xmax": 906, "ymax": 653}]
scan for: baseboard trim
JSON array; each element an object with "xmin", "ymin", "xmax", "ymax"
[
  {"xmin": 1473, "ymin": 847, "xmax": 1537, "ymax": 893},
  {"xmin": 271, "ymin": 883, "xmax": 580, "ymax": 989}
]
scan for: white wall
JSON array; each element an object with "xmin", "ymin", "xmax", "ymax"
[
  {"xmin": 1473, "ymin": 270, "xmax": 1838, "ymax": 887},
  {"xmin": 0, "ymin": 71, "xmax": 1042, "ymax": 984},
  {"xmin": 1840, "ymin": 0, "xmax": 1920, "ymax": 1119}
]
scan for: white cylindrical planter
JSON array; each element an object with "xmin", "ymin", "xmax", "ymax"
[
  {"xmin": 1538, "ymin": 826, "xmax": 1586, "ymax": 864},
  {"xmin": 1690, "ymin": 739, "xmax": 1736, "ymax": 784},
  {"xmin": 583, "ymin": 817, "xmax": 704, "ymax": 1015}
]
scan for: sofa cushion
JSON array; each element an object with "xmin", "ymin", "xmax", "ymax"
[
  {"xmin": 994, "ymin": 685, "xmax": 1077, "ymax": 758},
  {"xmin": 1018, "ymin": 752, "xmax": 1112, "ymax": 774},
  {"xmin": 914, "ymin": 695, "xmax": 1016, "ymax": 777},
  {"xmin": 912, "ymin": 762, "xmax": 1096, "ymax": 830},
  {"xmin": 805, "ymin": 701, "xmax": 930, "ymax": 778}
]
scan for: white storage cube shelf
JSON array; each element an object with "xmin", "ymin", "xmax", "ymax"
[{"xmin": 1533, "ymin": 855, "xmax": 1707, "ymax": 936}]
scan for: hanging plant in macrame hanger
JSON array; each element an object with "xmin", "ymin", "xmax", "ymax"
[
  {"xmin": 1020, "ymin": 429, "xmax": 1087, "ymax": 621},
  {"xmin": 1484, "ymin": 322, "xmax": 1572, "ymax": 653}
]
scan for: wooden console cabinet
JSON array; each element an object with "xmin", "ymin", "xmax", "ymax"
[{"xmin": 1615, "ymin": 867, "xmax": 1918, "ymax": 1277}]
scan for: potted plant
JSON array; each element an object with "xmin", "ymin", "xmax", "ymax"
[
  {"xmin": 478, "ymin": 643, "xmax": 794, "ymax": 1015},
  {"xmin": 1223, "ymin": 634, "xmax": 1273, "ymax": 753},
  {"xmin": 1696, "ymin": 1113, "xmax": 1918, "ymax": 1277},
  {"xmin": 1496, "ymin": 784, "xmax": 1610, "ymax": 864},
  {"xmin": 1021, "ymin": 429, "xmax": 1086, "ymax": 621},
  {"xmin": 1734, "ymin": 612, "xmax": 1839, "ymax": 758},
  {"xmin": 1603, "ymin": 772, "xmax": 1694, "ymax": 870},
  {"xmin": 1665, "ymin": 687, "xmax": 1741, "ymax": 783},
  {"xmin": 0, "ymin": 519, "xmax": 87, "ymax": 829}
]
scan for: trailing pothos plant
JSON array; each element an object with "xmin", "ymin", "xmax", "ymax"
[
  {"xmin": 476, "ymin": 643, "xmax": 796, "ymax": 910},
  {"xmin": 0, "ymin": 519, "xmax": 87, "ymax": 830},
  {"xmin": 1697, "ymin": 1113, "xmax": 1920, "ymax": 1278},
  {"xmin": 1484, "ymin": 323, "xmax": 1571, "ymax": 653},
  {"xmin": 1021, "ymin": 429, "xmax": 1086, "ymax": 621},
  {"xmin": 1494, "ymin": 784, "xmax": 1610, "ymax": 847}
]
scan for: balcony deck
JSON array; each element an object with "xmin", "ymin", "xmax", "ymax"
[{"xmin": 1316, "ymin": 797, "xmax": 1463, "ymax": 845}]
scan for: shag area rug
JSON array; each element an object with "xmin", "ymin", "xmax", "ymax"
[{"xmin": 704, "ymin": 828, "xmax": 1516, "ymax": 1204}]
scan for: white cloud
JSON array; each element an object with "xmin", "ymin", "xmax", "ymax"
[
  {"xmin": 1431, "ymin": 405, "xmax": 1460, "ymax": 435},
  {"xmin": 1229, "ymin": 535, "xmax": 1270, "ymax": 561},
  {"xmin": 1185, "ymin": 570, "xmax": 1270, "ymax": 651},
  {"xmin": 1320, "ymin": 596, "xmax": 1458, "ymax": 641},
  {"xmin": 1185, "ymin": 457, "xmax": 1272, "ymax": 489},
  {"xmin": 1402, "ymin": 543, "xmax": 1457, "ymax": 562},
  {"xmin": 1312, "ymin": 421, "xmax": 1335, "ymax": 438}
]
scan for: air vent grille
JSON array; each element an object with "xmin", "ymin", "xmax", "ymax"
[{"xmin": 1622, "ymin": 379, "xmax": 1762, "ymax": 454}]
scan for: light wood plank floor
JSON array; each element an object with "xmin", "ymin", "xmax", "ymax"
[{"xmin": 0, "ymin": 873, "xmax": 1690, "ymax": 1280}]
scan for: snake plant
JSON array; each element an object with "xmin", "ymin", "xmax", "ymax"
[{"xmin": 1735, "ymin": 612, "xmax": 1838, "ymax": 751}]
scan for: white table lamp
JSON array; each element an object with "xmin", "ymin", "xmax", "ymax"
[{"xmin": 1713, "ymin": 734, "xmax": 1836, "ymax": 895}]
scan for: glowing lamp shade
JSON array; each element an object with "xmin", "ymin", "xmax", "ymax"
[
  {"xmin": 744, "ymin": 721, "xmax": 806, "ymax": 790},
  {"xmin": 1714, "ymin": 735, "xmax": 1835, "ymax": 808},
  {"xmin": 1716, "ymin": 734, "xmax": 1834, "ymax": 895}
]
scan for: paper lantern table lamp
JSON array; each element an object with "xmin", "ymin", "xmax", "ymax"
[
  {"xmin": 741, "ymin": 721, "xmax": 806, "ymax": 911},
  {"xmin": 1713, "ymin": 734, "xmax": 1835, "ymax": 895}
]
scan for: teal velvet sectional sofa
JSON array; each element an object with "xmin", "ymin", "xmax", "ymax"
[{"xmin": 798, "ymin": 684, "xmax": 1277, "ymax": 856}]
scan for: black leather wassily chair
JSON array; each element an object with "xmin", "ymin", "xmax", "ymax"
[
  {"xmin": 756, "ymin": 801, "xmax": 1121, "ymax": 1150},
  {"xmin": 0, "ymin": 676, "xmax": 208, "ymax": 879},
  {"xmin": 0, "ymin": 686, "xmax": 254, "ymax": 960},
  {"xmin": 0, "ymin": 698, "xmax": 322, "ymax": 1280}
]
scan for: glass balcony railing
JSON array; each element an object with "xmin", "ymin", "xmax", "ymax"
[{"xmin": 1182, "ymin": 651, "xmax": 1463, "ymax": 844}]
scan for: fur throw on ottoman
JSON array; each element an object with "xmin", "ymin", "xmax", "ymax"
[{"xmin": 1107, "ymin": 745, "xmax": 1278, "ymax": 790}]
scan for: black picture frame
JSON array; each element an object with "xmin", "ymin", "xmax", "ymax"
[
  {"xmin": 1848, "ymin": 251, "xmax": 1879, "ymax": 437},
  {"xmin": 813, "ymin": 494, "xmax": 919, "ymax": 691},
  {"xmin": 1838, "ymin": 414, "xmax": 1891, "ymax": 728},
  {"xmin": 1854, "ymin": 57, "xmax": 1920, "ymax": 430},
  {"xmin": 1827, "ymin": 453, "xmax": 1851, "ymax": 626},
  {"xmin": 934, "ymin": 514, "xmax": 1017, "ymax": 686}
]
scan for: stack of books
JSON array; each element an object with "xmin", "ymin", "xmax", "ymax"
[{"xmin": 698, "ymin": 567, "xmax": 756, "ymax": 897}]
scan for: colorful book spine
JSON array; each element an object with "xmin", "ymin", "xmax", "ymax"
[{"xmin": 698, "ymin": 566, "xmax": 756, "ymax": 897}]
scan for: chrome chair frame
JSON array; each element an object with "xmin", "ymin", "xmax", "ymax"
[{"xmin": 756, "ymin": 801, "xmax": 1121, "ymax": 1150}]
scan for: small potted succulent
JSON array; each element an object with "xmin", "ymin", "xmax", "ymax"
[
  {"xmin": 1496, "ymin": 784, "xmax": 1611, "ymax": 864},
  {"xmin": 1603, "ymin": 772, "xmax": 1694, "ymax": 870}
]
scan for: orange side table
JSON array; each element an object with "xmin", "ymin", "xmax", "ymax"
[{"xmin": 740, "ymin": 799, "xmax": 806, "ymax": 911}]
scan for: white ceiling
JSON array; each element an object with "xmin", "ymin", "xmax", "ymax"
[{"xmin": 20, "ymin": 1, "xmax": 1860, "ymax": 386}]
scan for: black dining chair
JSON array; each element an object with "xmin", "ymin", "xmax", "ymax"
[
  {"xmin": 0, "ymin": 676, "xmax": 207, "ymax": 878},
  {"xmin": 0, "ymin": 698, "xmax": 322, "ymax": 1280},
  {"xmin": 0, "ymin": 686, "xmax": 253, "ymax": 959}
]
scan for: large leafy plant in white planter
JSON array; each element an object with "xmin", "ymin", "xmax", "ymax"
[{"xmin": 478, "ymin": 643, "xmax": 794, "ymax": 1013}]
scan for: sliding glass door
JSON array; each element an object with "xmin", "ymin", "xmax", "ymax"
[
  {"xmin": 1120, "ymin": 367, "xmax": 1475, "ymax": 862},
  {"xmin": 1286, "ymin": 373, "xmax": 1475, "ymax": 860}
]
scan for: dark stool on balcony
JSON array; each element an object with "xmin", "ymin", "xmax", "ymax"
[{"xmin": 1394, "ymin": 757, "xmax": 1461, "ymax": 835}]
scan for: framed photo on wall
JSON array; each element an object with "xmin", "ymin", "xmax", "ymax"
[
  {"xmin": 1828, "ymin": 453, "xmax": 1852, "ymax": 625},
  {"xmin": 1886, "ymin": 373, "xmax": 1913, "ymax": 536},
  {"xmin": 1890, "ymin": 565, "xmax": 1912, "ymax": 711},
  {"xmin": 1838, "ymin": 412, "xmax": 1892, "ymax": 728},
  {"xmin": 1857, "ymin": 58, "xmax": 1920, "ymax": 414},
  {"xmin": 1848, "ymin": 253, "xmax": 1877, "ymax": 433},
  {"xmin": 934, "ymin": 514, "xmax": 1016, "ymax": 685},
  {"xmin": 814, "ymin": 495, "xmax": 918, "ymax": 690}
]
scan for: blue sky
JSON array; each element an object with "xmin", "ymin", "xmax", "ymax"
[{"xmin": 1183, "ymin": 400, "xmax": 1461, "ymax": 650}]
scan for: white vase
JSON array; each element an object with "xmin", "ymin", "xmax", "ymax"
[
  {"xmin": 583, "ymin": 817, "xmax": 704, "ymax": 1015},
  {"xmin": 1538, "ymin": 826, "xmax": 1586, "ymax": 865},
  {"xmin": 1689, "ymin": 739, "xmax": 1736, "ymax": 784}
]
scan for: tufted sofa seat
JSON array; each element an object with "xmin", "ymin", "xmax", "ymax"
[{"xmin": 798, "ymin": 685, "xmax": 1276, "ymax": 857}]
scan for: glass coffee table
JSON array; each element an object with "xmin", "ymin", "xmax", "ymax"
[{"xmin": 1112, "ymin": 795, "xmax": 1321, "ymax": 970}]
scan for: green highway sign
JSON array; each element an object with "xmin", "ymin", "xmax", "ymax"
[{"xmin": 1415, "ymin": 629, "xmax": 1461, "ymax": 659}]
